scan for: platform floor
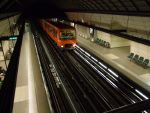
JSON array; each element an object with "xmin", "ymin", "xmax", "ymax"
[
  {"xmin": 12, "ymin": 32, "xmax": 37, "ymax": 113},
  {"xmin": 77, "ymin": 36, "xmax": 150, "ymax": 91},
  {"xmin": 13, "ymin": 26, "xmax": 50, "ymax": 113}
]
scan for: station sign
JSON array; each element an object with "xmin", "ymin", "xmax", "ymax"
[{"xmin": 9, "ymin": 36, "xmax": 17, "ymax": 40}]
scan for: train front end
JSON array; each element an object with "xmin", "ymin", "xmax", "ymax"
[{"xmin": 58, "ymin": 29, "xmax": 77, "ymax": 49}]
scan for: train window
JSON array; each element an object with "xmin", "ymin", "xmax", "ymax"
[{"xmin": 60, "ymin": 30, "xmax": 75, "ymax": 40}]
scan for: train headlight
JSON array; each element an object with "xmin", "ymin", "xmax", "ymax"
[
  {"xmin": 73, "ymin": 44, "xmax": 76, "ymax": 47},
  {"xmin": 61, "ymin": 45, "xmax": 64, "ymax": 48}
]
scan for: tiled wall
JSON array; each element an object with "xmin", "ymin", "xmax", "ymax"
[
  {"xmin": 66, "ymin": 12, "xmax": 150, "ymax": 40},
  {"xmin": 76, "ymin": 24, "xmax": 130, "ymax": 48},
  {"xmin": 70, "ymin": 13, "xmax": 149, "ymax": 51},
  {"xmin": 111, "ymin": 15, "xmax": 128, "ymax": 30}
]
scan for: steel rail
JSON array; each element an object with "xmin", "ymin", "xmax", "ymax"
[
  {"xmin": 34, "ymin": 21, "xmax": 150, "ymax": 113},
  {"xmin": 31, "ymin": 24, "xmax": 74, "ymax": 113},
  {"xmin": 42, "ymin": 31, "xmax": 97, "ymax": 113},
  {"xmin": 64, "ymin": 51, "xmax": 119, "ymax": 109},
  {"xmin": 34, "ymin": 23, "xmax": 84, "ymax": 113},
  {"xmin": 75, "ymin": 46, "xmax": 149, "ymax": 101}
]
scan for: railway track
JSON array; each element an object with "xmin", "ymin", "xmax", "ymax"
[
  {"xmin": 74, "ymin": 45, "xmax": 149, "ymax": 102},
  {"xmin": 32, "ymin": 22, "xmax": 150, "ymax": 113},
  {"xmin": 41, "ymin": 29, "xmax": 100, "ymax": 113},
  {"xmin": 32, "ymin": 25, "xmax": 80, "ymax": 113}
]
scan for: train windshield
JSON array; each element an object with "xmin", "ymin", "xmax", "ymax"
[{"xmin": 60, "ymin": 30, "xmax": 76, "ymax": 39}]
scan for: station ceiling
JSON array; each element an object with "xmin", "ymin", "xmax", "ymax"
[{"xmin": 0, "ymin": 0, "xmax": 150, "ymax": 19}]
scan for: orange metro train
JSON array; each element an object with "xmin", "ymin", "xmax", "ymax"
[{"xmin": 40, "ymin": 19, "xmax": 77, "ymax": 49}]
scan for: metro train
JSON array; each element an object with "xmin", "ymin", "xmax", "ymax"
[{"xmin": 40, "ymin": 19, "xmax": 77, "ymax": 49}]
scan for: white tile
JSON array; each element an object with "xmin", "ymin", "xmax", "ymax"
[
  {"xmin": 14, "ymin": 85, "xmax": 28, "ymax": 103},
  {"xmin": 105, "ymin": 54, "xmax": 119, "ymax": 60}
]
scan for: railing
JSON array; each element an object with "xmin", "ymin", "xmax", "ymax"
[
  {"xmin": 0, "ymin": 21, "xmax": 24, "ymax": 113},
  {"xmin": 104, "ymin": 99, "xmax": 150, "ymax": 113}
]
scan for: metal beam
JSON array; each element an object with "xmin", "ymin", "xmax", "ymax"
[
  {"xmin": 80, "ymin": 0, "xmax": 93, "ymax": 10},
  {"xmin": 118, "ymin": 0, "xmax": 129, "ymax": 11},
  {"xmin": 87, "ymin": 0, "xmax": 98, "ymax": 10},
  {"xmin": 0, "ymin": 0, "xmax": 9, "ymax": 9},
  {"xmin": 99, "ymin": 0, "xmax": 112, "ymax": 11},
  {"xmin": 144, "ymin": 0, "xmax": 150, "ymax": 7},
  {"xmin": 95, "ymin": 0, "xmax": 106, "ymax": 11},
  {"xmin": 0, "ymin": 12, "xmax": 18, "ymax": 21},
  {"xmin": 5, "ymin": 0, "xmax": 16, "ymax": 10},
  {"xmin": 15, "ymin": 0, "xmax": 24, "ymax": 7},
  {"xmin": 79, "ymin": 2, "xmax": 89, "ymax": 10},
  {"xmin": 90, "ymin": 0, "xmax": 101, "ymax": 10},
  {"xmin": 109, "ymin": 0, "xmax": 120, "ymax": 11},
  {"xmin": 130, "ymin": 0, "xmax": 139, "ymax": 11}
]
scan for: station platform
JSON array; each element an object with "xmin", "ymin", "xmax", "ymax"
[
  {"xmin": 77, "ymin": 36, "xmax": 150, "ymax": 92},
  {"xmin": 12, "ymin": 24, "xmax": 50, "ymax": 113}
]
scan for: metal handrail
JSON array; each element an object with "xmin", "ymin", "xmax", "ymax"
[{"xmin": 104, "ymin": 99, "xmax": 150, "ymax": 113}]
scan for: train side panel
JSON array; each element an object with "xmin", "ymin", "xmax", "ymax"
[{"xmin": 42, "ymin": 20, "xmax": 59, "ymax": 45}]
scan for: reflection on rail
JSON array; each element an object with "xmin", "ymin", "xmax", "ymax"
[{"xmin": 75, "ymin": 45, "xmax": 149, "ymax": 101}]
